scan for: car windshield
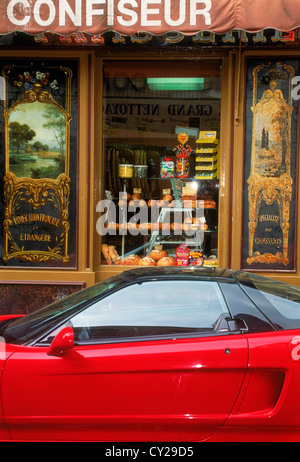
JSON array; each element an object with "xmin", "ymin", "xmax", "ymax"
[{"xmin": 1, "ymin": 276, "xmax": 122, "ymax": 345}]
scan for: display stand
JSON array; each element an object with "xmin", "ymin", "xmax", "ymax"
[
  {"xmin": 146, "ymin": 206, "xmax": 204, "ymax": 256},
  {"xmin": 120, "ymin": 180, "xmax": 129, "ymax": 259},
  {"xmin": 195, "ymin": 132, "xmax": 220, "ymax": 180}
]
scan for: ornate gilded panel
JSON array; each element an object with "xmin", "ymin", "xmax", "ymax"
[
  {"xmin": 242, "ymin": 60, "xmax": 299, "ymax": 271},
  {"xmin": 0, "ymin": 60, "xmax": 78, "ymax": 267}
]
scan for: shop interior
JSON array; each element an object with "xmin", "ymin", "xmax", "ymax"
[{"xmin": 101, "ymin": 59, "xmax": 221, "ymax": 268}]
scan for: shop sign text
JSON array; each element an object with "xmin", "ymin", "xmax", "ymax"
[
  {"xmin": 105, "ymin": 103, "xmax": 212, "ymax": 117},
  {"xmin": 6, "ymin": 0, "xmax": 212, "ymax": 28}
]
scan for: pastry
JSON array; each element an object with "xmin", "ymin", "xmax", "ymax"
[
  {"xmin": 128, "ymin": 199, "xmax": 139, "ymax": 207},
  {"xmin": 161, "ymin": 222, "xmax": 171, "ymax": 232},
  {"xmin": 108, "ymin": 245, "xmax": 120, "ymax": 264},
  {"xmin": 120, "ymin": 254, "xmax": 141, "ymax": 265},
  {"xmin": 139, "ymin": 222, "xmax": 151, "ymax": 231},
  {"xmin": 157, "ymin": 256, "xmax": 175, "ymax": 266},
  {"xmin": 149, "ymin": 249, "xmax": 167, "ymax": 261},
  {"xmin": 127, "ymin": 222, "xmax": 138, "ymax": 230},
  {"xmin": 182, "ymin": 223, "xmax": 191, "ymax": 232},
  {"xmin": 105, "ymin": 222, "xmax": 119, "ymax": 231},
  {"xmin": 151, "ymin": 222, "xmax": 162, "ymax": 231},
  {"xmin": 171, "ymin": 222, "xmax": 181, "ymax": 231},
  {"xmin": 119, "ymin": 192, "xmax": 131, "ymax": 201},
  {"xmin": 163, "ymin": 194, "xmax": 173, "ymax": 202},
  {"xmin": 157, "ymin": 200, "xmax": 169, "ymax": 207},
  {"xmin": 101, "ymin": 244, "xmax": 112, "ymax": 265},
  {"xmin": 148, "ymin": 199, "xmax": 157, "ymax": 207},
  {"xmin": 203, "ymin": 199, "xmax": 216, "ymax": 208},
  {"xmin": 138, "ymin": 257, "xmax": 156, "ymax": 266}
]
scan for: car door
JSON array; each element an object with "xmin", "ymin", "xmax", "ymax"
[
  {"xmin": 2, "ymin": 279, "xmax": 248, "ymax": 441},
  {"xmin": 220, "ymin": 330, "xmax": 300, "ymax": 441}
]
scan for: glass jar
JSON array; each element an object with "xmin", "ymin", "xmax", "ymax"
[
  {"xmin": 160, "ymin": 158, "xmax": 175, "ymax": 178},
  {"xmin": 176, "ymin": 155, "xmax": 190, "ymax": 178},
  {"xmin": 134, "ymin": 165, "xmax": 148, "ymax": 178},
  {"xmin": 118, "ymin": 164, "xmax": 133, "ymax": 178}
]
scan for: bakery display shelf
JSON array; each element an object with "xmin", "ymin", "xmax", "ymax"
[
  {"xmin": 138, "ymin": 177, "xmax": 218, "ymax": 181},
  {"xmin": 146, "ymin": 206, "xmax": 203, "ymax": 255},
  {"xmin": 115, "ymin": 201, "xmax": 218, "ymax": 212}
]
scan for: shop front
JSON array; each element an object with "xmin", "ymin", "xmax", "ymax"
[{"xmin": 1, "ymin": 0, "xmax": 300, "ymax": 313}]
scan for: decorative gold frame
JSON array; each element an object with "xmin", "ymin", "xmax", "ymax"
[
  {"xmin": 2, "ymin": 65, "xmax": 72, "ymax": 264},
  {"xmin": 247, "ymin": 63, "xmax": 295, "ymax": 267}
]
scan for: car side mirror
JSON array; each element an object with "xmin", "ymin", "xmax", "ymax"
[{"xmin": 47, "ymin": 326, "xmax": 74, "ymax": 357}]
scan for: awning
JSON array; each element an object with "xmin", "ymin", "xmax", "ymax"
[{"xmin": 1, "ymin": 0, "xmax": 300, "ymax": 37}]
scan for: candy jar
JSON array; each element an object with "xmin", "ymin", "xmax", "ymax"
[
  {"xmin": 173, "ymin": 132, "xmax": 192, "ymax": 179},
  {"xmin": 176, "ymin": 155, "xmax": 190, "ymax": 178},
  {"xmin": 160, "ymin": 157, "xmax": 175, "ymax": 178}
]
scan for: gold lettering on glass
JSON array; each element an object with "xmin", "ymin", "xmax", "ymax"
[
  {"xmin": 247, "ymin": 63, "xmax": 294, "ymax": 266},
  {"xmin": 2, "ymin": 65, "xmax": 72, "ymax": 264}
]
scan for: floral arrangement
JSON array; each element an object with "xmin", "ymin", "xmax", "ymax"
[
  {"xmin": 13, "ymin": 70, "xmax": 59, "ymax": 91},
  {"xmin": 173, "ymin": 132, "xmax": 193, "ymax": 158}
]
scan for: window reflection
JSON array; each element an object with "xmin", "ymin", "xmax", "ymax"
[{"xmin": 70, "ymin": 281, "xmax": 229, "ymax": 341}]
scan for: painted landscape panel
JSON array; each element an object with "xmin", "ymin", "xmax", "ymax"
[{"xmin": 9, "ymin": 100, "xmax": 65, "ymax": 179}]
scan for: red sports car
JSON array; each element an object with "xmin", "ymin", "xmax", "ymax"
[{"xmin": 1, "ymin": 267, "xmax": 300, "ymax": 442}]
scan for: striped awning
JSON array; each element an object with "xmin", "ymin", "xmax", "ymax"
[{"xmin": 1, "ymin": 0, "xmax": 300, "ymax": 36}]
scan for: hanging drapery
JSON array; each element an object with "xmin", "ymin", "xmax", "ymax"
[{"xmin": 1, "ymin": 0, "xmax": 300, "ymax": 37}]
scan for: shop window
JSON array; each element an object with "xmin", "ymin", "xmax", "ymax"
[{"xmin": 100, "ymin": 60, "xmax": 221, "ymax": 268}]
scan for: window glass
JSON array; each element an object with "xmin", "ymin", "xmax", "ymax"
[
  {"xmin": 100, "ymin": 60, "xmax": 221, "ymax": 269},
  {"xmin": 235, "ymin": 271, "xmax": 300, "ymax": 330},
  {"xmin": 262, "ymin": 292, "xmax": 300, "ymax": 319},
  {"xmin": 68, "ymin": 280, "xmax": 229, "ymax": 342},
  {"xmin": 1, "ymin": 276, "xmax": 122, "ymax": 345}
]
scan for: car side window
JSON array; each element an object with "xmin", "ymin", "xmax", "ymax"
[{"xmin": 67, "ymin": 280, "xmax": 230, "ymax": 343}]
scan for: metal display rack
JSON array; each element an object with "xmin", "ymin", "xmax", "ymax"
[{"xmin": 146, "ymin": 206, "xmax": 204, "ymax": 256}]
